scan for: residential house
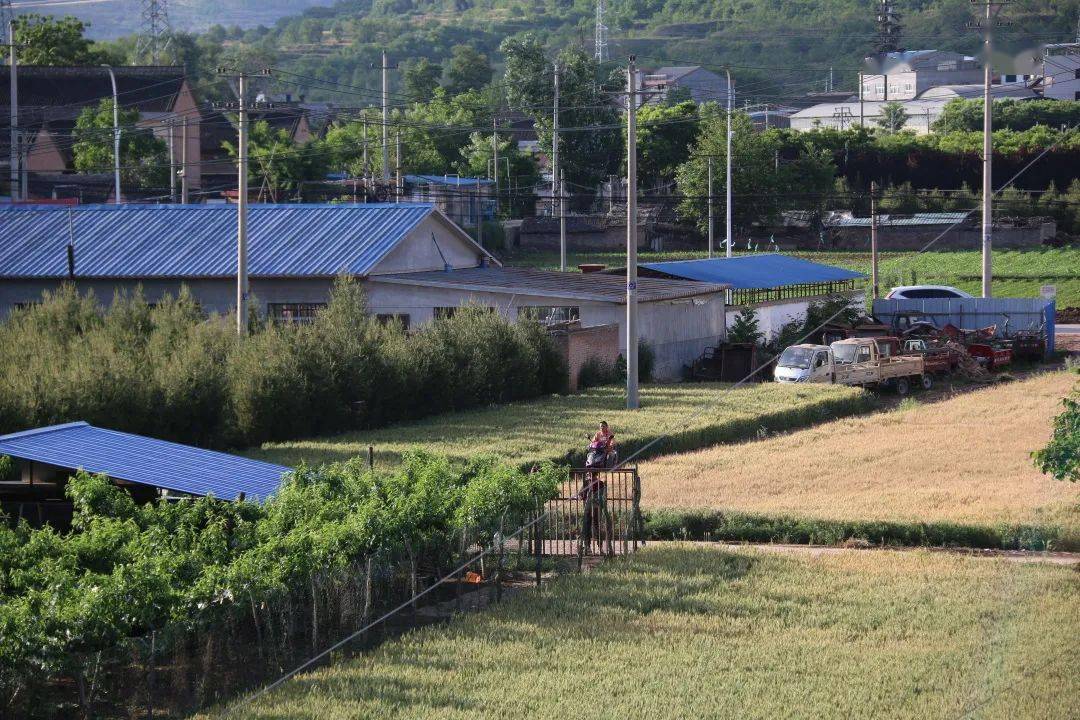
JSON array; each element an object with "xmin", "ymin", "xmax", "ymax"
[
  {"xmin": 0, "ymin": 66, "xmax": 201, "ymax": 199},
  {"xmin": 636, "ymin": 66, "xmax": 730, "ymax": 106},
  {"xmin": 0, "ymin": 203, "xmax": 728, "ymax": 380},
  {"xmin": 1041, "ymin": 43, "xmax": 1080, "ymax": 100}
]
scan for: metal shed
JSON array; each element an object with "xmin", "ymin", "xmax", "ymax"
[{"xmin": 0, "ymin": 422, "xmax": 290, "ymax": 502}]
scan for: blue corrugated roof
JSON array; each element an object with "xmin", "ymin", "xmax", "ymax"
[
  {"xmin": 0, "ymin": 422, "xmax": 290, "ymax": 501},
  {"xmin": 0, "ymin": 203, "xmax": 480, "ymax": 279},
  {"xmin": 406, "ymin": 174, "xmax": 495, "ymax": 187},
  {"xmin": 640, "ymin": 254, "xmax": 866, "ymax": 289}
]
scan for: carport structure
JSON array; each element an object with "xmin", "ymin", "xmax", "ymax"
[{"xmin": 0, "ymin": 422, "xmax": 290, "ymax": 527}]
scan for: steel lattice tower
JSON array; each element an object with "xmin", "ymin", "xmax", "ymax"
[
  {"xmin": 135, "ymin": 0, "xmax": 173, "ymax": 64},
  {"xmin": 874, "ymin": 0, "xmax": 903, "ymax": 55},
  {"xmin": 594, "ymin": 0, "xmax": 609, "ymax": 63}
]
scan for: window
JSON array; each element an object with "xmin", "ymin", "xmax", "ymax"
[
  {"xmin": 375, "ymin": 313, "xmax": 410, "ymax": 330},
  {"xmin": 1074, "ymin": 69, "xmax": 1080, "ymax": 79},
  {"xmin": 267, "ymin": 302, "xmax": 325, "ymax": 324},
  {"xmin": 856, "ymin": 346, "xmax": 872, "ymax": 363},
  {"xmin": 518, "ymin": 306, "xmax": 580, "ymax": 325},
  {"xmin": 937, "ymin": 61, "xmax": 958, "ymax": 71},
  {"xmin": 434, "ymin": 307, "xmax": 458, "ymax": 320}
]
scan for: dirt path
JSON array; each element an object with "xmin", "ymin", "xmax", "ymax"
[{"xmin": 657, "ymin": 540, "xmax": 1080, "ymax": 566}]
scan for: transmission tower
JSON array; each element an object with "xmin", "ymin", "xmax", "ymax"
[
  {"xmin": 594, "ymin": 0, "xmax": 609, "ymax": 63},
  {"xmin": 874, "ymin": 0, "xmax": 903, "ymax": 55},
  {"xmin": 134, "ymin": 0, "xmax": 173, "ymax": 64}
]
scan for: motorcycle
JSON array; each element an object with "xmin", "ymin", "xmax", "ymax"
[{"xmin": 585, "ymin": 436, "xmax": 617, "ymax": 469}]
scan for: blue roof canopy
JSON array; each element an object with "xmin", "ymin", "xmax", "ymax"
[
  {"xmin": 0, "ymin": 203, "xmax": 492, "ymax": 279},
  {"xmin": 640, "ymin": 254, "xmax": 866, "ymax": 290},
  {"xmin": 0, "ymin": 422, "xmax": 290, "ymax": 501}
]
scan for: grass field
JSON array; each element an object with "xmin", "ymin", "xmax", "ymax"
[
  {"xmin": 249, "ymin": 382, "xmax": 874, "ymax": 469},
  {"xmin": 208, "ymin": 544, "xmax": 1079, "ymax": 720},
  {"xmin": 497, "ymin": 248, "xmax": 1080, "ymax": 308},
  {"xmin": 641, "ymin": 372, "xmax": 1080, "ymax": 542}
]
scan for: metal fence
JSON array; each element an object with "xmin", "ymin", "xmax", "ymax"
[{"xmin": 872, "ymin": 298, "xmax": 1056, "ymax": 355}]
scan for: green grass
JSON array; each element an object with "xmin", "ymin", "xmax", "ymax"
[
  {"xmin": 247, "ymin": 383, "xmax": 875, "ymax": 469},
  {"xmin": 496, "ymin": 247, "xmax": 1080, "ymax": 307},
  {"xmin": 208, "ymin": 545, "xmax": 1080, "ymax": 720}
]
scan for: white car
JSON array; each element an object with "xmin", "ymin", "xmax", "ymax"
[{"xmin": 885, "ymin": 285, "xmax": 974, "ymax": 300}]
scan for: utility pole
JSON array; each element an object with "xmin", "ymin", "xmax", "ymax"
[
  {"xmin": 859, "ymin": 72, "xmax": 865, "ymax": 128},
  {"xmin": 559, "ymin": 167, "xmax": 566, "ymax": 267},
  {"xmin": 102, "ymin": 65, "xmax": 121, "ymax": 204},
  {"xmin": 395, "ymin": 129, "xmax": 402, "ymax": 202},
  {"xmin": 971, "ymin": 0, "xmax": 1009, "ymax": 298},
  {"xmin": 7, "ymin": 20, "xmax": 18, "ymax": 202},
  {"xmin": 374, "ymin": 52, "xmax": 396, "ymax": 181},
  {"xmin": 476, "ymin": 177, "xmax": 482, "ymax": 247},
  {"xmin": 707, "ymin": 156, "xmax": 714, "ymax": 258},
  {"xmin": 492, "ymin": 117, "xmax": 499, "ymax": 215},
  {"xmin": 553, "ymin": 61, "xmax": 564, "ymax": 271},
  {"xmin": 180, "ymin": 117, "xmax": 189, "ymax": 203},
  {"xmin": 870, "ymin": 181, "xmax": 880, "ymax": 299},
  {"xmin": 362, "ymin": 113, "xmax": 370, "ymax": 191},
  {"xmin": 725, "ymin": 68, "xmax": 733, "ymax": 258},
  {"xmin": 218, "ymin": 67, "xmax": 270, "ymax": 335},
  {"xmin": 168, "ymin": 119, "xmax": 177, "ymax": 202},
  {"xmin": 626, "ymin": 56, "xmax": 639, "ymax": 410}
]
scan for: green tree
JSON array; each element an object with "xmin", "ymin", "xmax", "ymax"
[
  {"xmin": 676, "ymin": 108, "xmax": 836, "ymax": 232},
  {"xmin": 500, "ymin": 35, "xmax": 622, "ymax": 193},
  {"xmin": 638, "ymin": 101, "xmax": 699, "ymax": 187},
  {"xmin": 1032, "ymin": 395, "xmax": 1080, "ymax": 482},
  {"xmin": 875, "ymin": 101, "xmax": 909, "ymax": 134},
  {"xmin": 72, "ymin": 100, "xmax": 168, "ymax": 189},
  {"xmin": 12, "ymin": 14, "xmax": 119, "ymax": 65},
  {"xmin": 727, "ymin": 307, "xmax": 763, "ymax": 345},
  {"xmin": 457, "ymin": 131, "xmax": 539, "ymax": 216},
  {"xmin": 445, "ymin": 44, "xmax": 492, "ymax": 95},
  {"xmin": 224, "ymin": 120, "xmax": 323, "ymax": 202},
  {"xmin": 402, "ymin": 57, "xmax": 443, "ymax": 103}
]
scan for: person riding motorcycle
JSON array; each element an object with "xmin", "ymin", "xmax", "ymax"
[{"xmin": 586, "ymin": 421, "xmax": 617, "ymax": 469}]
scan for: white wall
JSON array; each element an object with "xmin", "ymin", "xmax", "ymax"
[
  {"xmin": 364, "ymin": 279, "xmax": 727, "ymax": 380},
  {"xmin": 370, "ymin": 214, "xmax": 488, "ymax": 275},
  {"xmin": 725, "ymin": 292, "xmax": 866, "ymax": 341}
]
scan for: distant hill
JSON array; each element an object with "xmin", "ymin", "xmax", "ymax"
[{"xmin": 14, "ymin": 0, "xmax": 337, "ymax": 39}]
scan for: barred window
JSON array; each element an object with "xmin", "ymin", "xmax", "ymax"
[
  {"xmin": 267, "ymin": 302, "xmax": 325, "ymax": 324},
  {"xmin": 519, "ymin": 306, "xmax": 580, "ymax": 325}
]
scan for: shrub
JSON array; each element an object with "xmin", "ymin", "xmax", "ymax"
[{"xmin": 0, "ymin": 279, "xmax": 568, "ymax": 449}]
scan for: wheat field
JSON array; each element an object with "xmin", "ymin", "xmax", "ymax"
[
  {"xmin": 641, "ymin": 372, "xmax": 1080, "ymax": 534},
  {"xmin": 207, "ymin": 545, "xmax": 1079, "ymax": 720}
]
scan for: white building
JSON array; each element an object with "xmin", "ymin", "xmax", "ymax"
[
  {"xmin": 1041, "ymin": 43, "xmax": 1080, "ymax": 100},
  {"xmin": 0, "ymin": 203, "xmax": 727, "ymax": 381}
]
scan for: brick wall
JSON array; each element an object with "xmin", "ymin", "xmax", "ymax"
[{"xmin": 550, "ymin": 323, "xmax": 621, "ymax": 392}]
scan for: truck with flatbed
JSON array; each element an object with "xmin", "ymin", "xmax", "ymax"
[{"xmin": 774, "ymin": 337, "xmax": 928, "ymax": 394}]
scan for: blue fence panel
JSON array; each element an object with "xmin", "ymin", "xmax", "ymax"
[{"xmin": 872, "ymin": 298, "xmax": 1055, "ymax": 358}]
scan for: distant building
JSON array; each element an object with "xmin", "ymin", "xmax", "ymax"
[
  {"xmin": 1041, "ymin": 43, "xmax": 1080, "ymax": 100},
  {"xmin": 0, "ymin": 66, "xmax": 201, "ymax": 200},
  {"xmin": 403, "ymin": 175, "xmax": 495, "ymax": 227},
  {"xmin": 789, "ymin": 83, "xmax": 1039, "ymax": 133},
  {"xmin": 637, "ymin": 66, "xmax": 730, "ymax": 106},
  {"xmin": 860, "ymin": 50, "xmax": 983, "ymax": 101}
]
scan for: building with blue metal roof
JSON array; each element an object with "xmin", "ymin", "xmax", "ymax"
[
  {"xmin": 0, "ymin": 202, "xmax": 498, "ymax": 322},
  {"xmin": 638, "ymin": 254, "xmax": 867, "ymax": 340},
  {"xmin": 0, "ymin": 421, "xmax": 291, "ymax": 526}
]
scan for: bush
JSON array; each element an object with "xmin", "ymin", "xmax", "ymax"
[{"xmin": 0, "ymin": 280, "xmax": 567, "ymax": 449}]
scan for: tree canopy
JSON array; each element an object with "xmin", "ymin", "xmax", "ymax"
[
  {"xmin": 13, "ymin": 14, "xmax": 120, "ymax": 65},
  {"xmin": 72, "ymin": 100, "xmax": 168, "ymax": 189}
]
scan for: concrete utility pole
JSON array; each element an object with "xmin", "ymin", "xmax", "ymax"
[
  {"xmin": 626, "ymin": 56, "xmax": 639, "ymax": 410},
  {"xmin": 972, "ymin": 0, "xmax": 1009, "ymax": 298},
  {"xmin": 8, "ymin": 20, "xmax": 18, "ymax": 202},
  {"xmin": 376, "ymin": 52, "xmax": 397, "ymax": 181},
  {"xmin": 218, "ymin": 66, "xmax": 270, "ymax": 335},
  {"xmin": 180, "ymin": 117, "xmax": 189, "ymax": 203},
  {"xmin": 237, "ymin": 71, "xmax": 249, "ymax": 334},
  {"xmin": 553, "ymin": 61, "xmax": 564, "ymax": 271},
  {"xmin": 859, "ymin": 72, "xmax": 865, "ymax": 128},
  {"xmin": 102, "ymin": 65, "xmax": 121, "ymax": 205},
  {"xmin": 362, "ymin": 114, "xmax": 370, "ymax": 190},
  {"xmin": 492, "ymin": 117, "xmax": 499, "ymax": 215},
  {"xmin": 725, "ymin": 68, "xmax": 733, "ymax": 258},
  {"xmin": 168, "ymin": 119, "xmax": 177, "ymax": 202},
  {"xmin": 870, "ymin": 181, "xmax": 880, "ymax": 299},
  {"xmin": 559, "ymin": 167, "xmax": 567, "ymax": 268},
  {"xmin": 395, "ymin": 129, "xmax": 402, "ymax": 202},
  {"xmin": 707, "ymin": 156, "xmax": 714, "ymax": 258}
]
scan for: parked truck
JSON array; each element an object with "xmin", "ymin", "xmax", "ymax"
[{"xmin": 774, "ymin": 337, "xmax": 928, "ymax": 394}]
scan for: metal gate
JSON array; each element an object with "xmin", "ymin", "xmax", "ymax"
[{"xmin": 526, "ymin": 466, "xmax": 643, "ymax": 558}]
